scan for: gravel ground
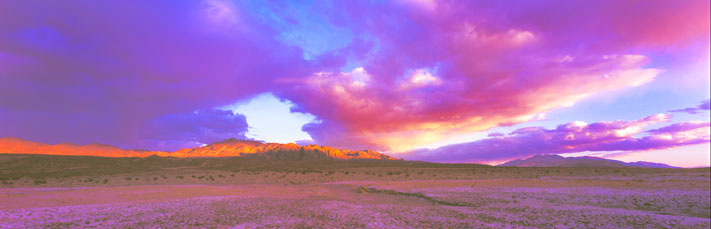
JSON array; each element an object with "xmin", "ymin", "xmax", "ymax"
[{"xmin": 2, "ymin": 172, "xmax": 709, "ymax": 228}]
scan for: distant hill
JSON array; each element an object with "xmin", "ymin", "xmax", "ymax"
[
  {"xmin": 171, "ymin": 138, "xmax": 396, "ymax": 160},
  {"xmin": 0, "ymin": 137, "xmax": 396, "ymax": 160},
  {"xmin": 499, "ymin": 154, "xmax": 677, "ymax": 168}
]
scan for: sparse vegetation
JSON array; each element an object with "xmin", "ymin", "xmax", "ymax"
[{"xmin": 0, "ymin": 154, "xmax": 708, "ymax": 228}]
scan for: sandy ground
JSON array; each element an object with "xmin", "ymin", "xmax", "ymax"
[{"xmin": 2, "ymin": 171, "xmax": 710, "ymax": 228}]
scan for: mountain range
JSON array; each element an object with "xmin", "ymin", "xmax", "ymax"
[
  {"xmin": 0, "ymin": 137, "xmax": 396, "ymax": 160},
  {"xmin": 499, "ymin": 154, "xmax": 677, "ymax": 168}
]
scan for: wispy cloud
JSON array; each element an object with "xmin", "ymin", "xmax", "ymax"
[
  {"xmin": 402, "ymin": 114, "xmax": 710, "ymax": 164},
  {"xmin": 669, "ymin": 99, "xmax": 711, "ymax": 114}
]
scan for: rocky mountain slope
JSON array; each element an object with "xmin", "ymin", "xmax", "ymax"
[{"xmin": 0, "ymin": 137, "xmax": 396, "ymax": 160}]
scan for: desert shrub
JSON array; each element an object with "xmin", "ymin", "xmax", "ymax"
[
  {"xmin": 209, "ymin": 176, "xmax": 215, "ymax": 181},
  {"xmin": 176, "ymin": 176, "xmax": 184, "ymax": 179},
  {"xmin": 387, "ymin": 172, "xmax": 393, "ymax": 176},
  {"xmin": 125, "ymin": 177, "xmax": 132, "ymax": 181},
  {"xmin": 103, "ymin": 179, "xmax": 109, "ymax": 184},
  {"xmin": 134, "ymin": 178, "xmax": 139, "ymax": 181},
  {"xmin": 192, "ymin": 175, "xmax": 196, "ymax": 178},
  {"xmin": 153, "ymin": 177, "xmax": 158, "ymax": 181},
  {"xmin": 198, "ymin": 176, "xmax": 205, "ymax": 179},
  {"xmin": 33, "ymin": 179, "xmax": 46, "ymax": 185}
]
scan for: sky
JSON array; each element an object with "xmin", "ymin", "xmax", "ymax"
[{"xmin": 0, "ymin": 0, "xmax": 709, "ymax": 167}]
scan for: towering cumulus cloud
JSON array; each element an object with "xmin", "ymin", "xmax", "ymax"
[
  {"xmin": 281, "ymin": 0, "xmax": 710, "ymax": 151},
  {"xmin": 0, "ymin": 0, "xmax": 709, "ymax": 154}
]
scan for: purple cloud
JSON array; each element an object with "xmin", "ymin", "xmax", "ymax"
[
  {"xmin": 403, "ymin": 114, "xmax": 710, "ymax": 163},
  {"xmin": 279, "ymin": 0, "xmax": 710, "ymax": 151},
  {"xmin": 0, "ymin": 0, "xmax": 709, "ymax": 153},
  {"xmin": 669, "ymin": 99, "xmax": 711, "ymax": 114},
  {"xmin": 137, "ymin": 109, "xmax": 249, "ymax": 151},
  {"xmin": 0, "ymin": 1, "xmax": 309, "ymax": 149}
]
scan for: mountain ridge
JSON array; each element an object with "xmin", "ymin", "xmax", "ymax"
[
  {"xmin": 499, "ymin": 154, "xmax": 677, "ymax": 168},
  {"xmin": 0, "ymin": 137, "xmax": 396, "ymax": 160}
]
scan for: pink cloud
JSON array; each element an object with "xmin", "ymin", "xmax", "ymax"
[
  {"xmin": 0, "ymin": 0, "xmax": 709, "ymax": 152},
  {"xmin": 403, "ymin": 114, "xmax": 710, "ymax": 163},
  {"xmin": 281, "ymin": 0, "xmax": 710, "ymax": 151}
]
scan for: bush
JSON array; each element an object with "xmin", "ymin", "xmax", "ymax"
[{"xmin": 125, "ymin": 177, "xmax": 132, "ymax": 181}]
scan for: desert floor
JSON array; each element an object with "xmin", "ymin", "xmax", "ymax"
[{"xmin": 1, "ymin": 155, "xmax": 710, "ymax": 228}]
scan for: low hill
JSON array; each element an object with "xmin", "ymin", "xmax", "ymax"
[
  {"xmin": 0, "ymin": 137, "xmax": 396, "ymax": 160},
  {"xmin": 499, "ymin": 154, "xmax": 677, "ymax": 168}
]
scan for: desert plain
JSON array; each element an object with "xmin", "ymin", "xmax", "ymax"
[{"xmin": 1, "ymin": 154, "xmax": 710, "ymax": 228}]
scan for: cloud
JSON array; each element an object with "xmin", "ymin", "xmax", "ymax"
[
  {"xmin": 0, "ymin": 0, "xmax": 709, "ymax": 152},
  {"xmin": 0, "ymin": 0, "xmax": 309, "ymax": 148},
  {"xmin": 280, "ymin": 0, "xmax": 709, "ymax": 151},
  {"xmin": 137, "ymin": 109, "xmax": 249, "ymax": 151},
  {"xmin": 402, "ymin": 114, "xmax": 710, "ymax": 163},
  {"xmin": 669, "ymin": 99, "xmax": 711, "ymax": 114}
]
